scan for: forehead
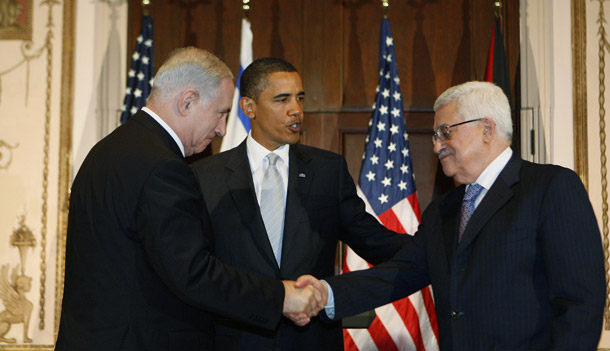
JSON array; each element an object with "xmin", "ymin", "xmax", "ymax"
[
  {"xmin": 209, "ymin": 79, "xmax": 234, "ymax": 105},
  {"xmin": 261, "ymin": 71, "xmax": 303, "ymax": 95},
  {"xmin": 433, "ymin": 101, "xmax": 461, "ymax": 129}
]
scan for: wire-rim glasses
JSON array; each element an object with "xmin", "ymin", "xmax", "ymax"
[{"xmin": 431, "ymin": 118, "xmax": 483, "ymax": 145}]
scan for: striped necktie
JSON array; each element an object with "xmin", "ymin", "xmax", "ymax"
[{"xmin": 260, "ymin": 153, "xmax": 285, "ymax": 266}]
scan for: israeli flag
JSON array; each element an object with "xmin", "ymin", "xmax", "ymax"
[{"xmin": 220, "ymin": 18, "xmax": 253, "ymax": 152}]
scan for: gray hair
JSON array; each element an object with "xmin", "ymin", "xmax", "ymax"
[
  {"xmin": 433, "ymin": 81, "xmax": 512, "ymax": 141},
  {"xmin": 149, "ymin": 47, "xmax": 233, "ymax": 102}
]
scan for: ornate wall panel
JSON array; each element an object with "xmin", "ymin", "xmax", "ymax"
[{"xmin": 0, "ymin": 0, "xmax": 74, "ymax": 349}]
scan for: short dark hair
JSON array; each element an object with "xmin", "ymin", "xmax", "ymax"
[{"xmin": 240, "ymin": 58, "xmax": 297, "ymax": 101}]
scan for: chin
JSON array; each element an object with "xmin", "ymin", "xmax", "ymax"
[{"xmin": 287, "ymin": 136, "xmax": 300, "ymax": 145}]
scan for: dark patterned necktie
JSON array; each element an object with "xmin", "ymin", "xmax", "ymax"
[{"xmin": 458, "ymin": 183, "xmax": 484, "ymax": 243}]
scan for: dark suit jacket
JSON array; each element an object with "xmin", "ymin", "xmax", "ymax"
[
  {"xmin": 56, "ymin": 111, "xmax": 284, "ymax": 351},
  {"xmin": 325, "ymin": 153, "xmax": 606, "ymax": 351},
  {"xmin": 191, "ymin": 141, "xmax": 408, "ymax": 351}
]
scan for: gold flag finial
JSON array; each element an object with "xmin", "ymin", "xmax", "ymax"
[
  {"xmin": 382, "ymin": 0, "xmax": 389, "ymax": 18},
  {"xmin": 243, "ymin": 0, "xmax": 250, "ymax": 18},
  {"xmin": 494, "ymin": 1, "xmax": 502, "ymax": 19},
  {"xmin": 142, "ymin": 0, "xmax": 150, "ymax": 16}
]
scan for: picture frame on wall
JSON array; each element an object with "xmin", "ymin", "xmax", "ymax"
[{"xmin": 0, "ymin": 0, "xmax": 32, "ymax": 41}]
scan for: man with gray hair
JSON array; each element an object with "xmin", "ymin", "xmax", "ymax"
[
  {"xmin": 307, "ymin": 81, "xmax": 606, "ymax": 350},
  {"xmin": 56, "ymin": 47, "xmax": 323, "ymax": 351}
]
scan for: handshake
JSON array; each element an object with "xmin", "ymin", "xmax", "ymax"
[{"xmin": 282, "ymin": 275, "xmax": 329, "ymax": 326}]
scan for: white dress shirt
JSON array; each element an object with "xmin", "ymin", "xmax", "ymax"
[
  {"xmin": 246, "ymin": 133, "xmax": 289, "ymax": 205},
  {"xmin": 468, "ymin": 147, "xmax": 512, "ymax": 209}
]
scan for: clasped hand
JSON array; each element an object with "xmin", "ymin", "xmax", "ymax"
[{"xmin": 282, "ymin": 275, "xmax": 328, "ymax": 326}]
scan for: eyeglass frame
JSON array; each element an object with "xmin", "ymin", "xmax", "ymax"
[{"xmin": 431, "ymin": 118, "xmax": 484, "ymax": 145}]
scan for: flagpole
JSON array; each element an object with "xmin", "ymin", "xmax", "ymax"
[
  {"xmin": 381, "ymin": 0, "xmax": 389, "ymax": 18},
  {"xmin": 493, "ymin": 0, "xmax": 502, "ymax": 20},
  {"xmin": 142, "ymin": 0, "xmax": 150, "ymax": 15},
  {"xmin": 243, "ymin": 0, "xmax": 250, "ymax": 18}
]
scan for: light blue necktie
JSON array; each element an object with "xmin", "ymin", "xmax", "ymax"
[
  {"xmin": 260, "ymin": 153, "xmax": 285, "ymax": 266},
  {"xmin": 458, "ymin": 183, "xmax": 484, "ymax": 243}
]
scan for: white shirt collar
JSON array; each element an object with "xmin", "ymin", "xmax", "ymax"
[
  {"xmin": 142, "ymin": 107, "xmax": 185, "ymax": 157},
  {"xmin": 474, "ymin": 147, "xmax": 513, "ymax": 190},
  {"xmin": 246, "ymin": 132, "xmax": 290, "ymax": 171}
]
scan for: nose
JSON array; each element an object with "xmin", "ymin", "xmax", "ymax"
[
  {"xmin": 215, "ymin": 115, "xmax": 227, "ymax": 137},
  {"xmin": 432, "ymin": 137, "xmax": 443, "ymax": 154},
  {"xmin": 288, "ymin": 98, "xmax": 303, "ymax": 118}
]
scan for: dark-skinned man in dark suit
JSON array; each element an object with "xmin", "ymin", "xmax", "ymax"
[{"xmin": 191, "ymin": 58, "xmax": 408, "ymax": 350}]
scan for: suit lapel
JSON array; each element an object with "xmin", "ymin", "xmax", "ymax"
[
  {"xmin": 455, "ymin": 153, "xmax": 521, "ymax": 254},
  {"xmin": 225, "ymin": 142, "xmax": 279, "ymax": 268},
  {"xmin": 441, "ymin": 187, "xmax": 464, "ymax": 265},
  {"xmin": 280, "ymin": 145, "xmax": 313, "ymax": 269}
]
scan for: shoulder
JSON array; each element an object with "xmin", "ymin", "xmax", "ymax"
[
  {"xmin": 518, "ymin": 159, "xmax": 582, "ymax": 187},
  {"xmin": 291, "ymin": 144, "xmax": 344, "ymax": 163},
  {"xmin": 191, "ymin": 148, "xmax": 236, "ymax": 173}
]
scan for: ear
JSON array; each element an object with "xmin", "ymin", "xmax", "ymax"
[
  {"xmin": 178, "ymin": 88, "xmax": 199, "ymax": 116},
  {"xmin": 482, "ymin": 117, "xmax": 495, "ymax": 142},
  {"xmin": 239, "ymin": 97, "xmax": 256, "ymax": 120}
]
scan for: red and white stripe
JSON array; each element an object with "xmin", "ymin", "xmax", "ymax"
[{"xmin": 342, "ymin": 187, "xmax": 440, "ymax": 351}]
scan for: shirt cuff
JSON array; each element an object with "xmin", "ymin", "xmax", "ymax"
[{"xmin": 322, "ymin": 280, "xmax": 335, "ymax": 319}]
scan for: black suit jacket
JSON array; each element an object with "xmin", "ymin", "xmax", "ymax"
[
  {"xmin": 191, "ymin": 141, "xmax": 408, "ymax": 351},
  {"xmin": 325, "ymin": 153, "xmax": 606, "ymax": 351},
  {"xmin": 56, "ymin": 111, "xmax": 284, "ymax": 351}
]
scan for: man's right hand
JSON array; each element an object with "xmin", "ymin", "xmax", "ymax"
[{"xmin": 282, "ymin": 278, "xmax": 326, "ymax": 326}]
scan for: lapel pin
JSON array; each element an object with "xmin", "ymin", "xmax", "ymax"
[{"xmin": 299, "ymin": 173, "xmax": 306, "ymax": 178}]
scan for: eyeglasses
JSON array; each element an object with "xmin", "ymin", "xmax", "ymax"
[{"xmin": 431, "ymin": 118, "xmax": 483, "ymax": 145}]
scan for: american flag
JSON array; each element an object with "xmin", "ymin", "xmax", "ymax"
[
  {"xmin": 220, "ymin": 17, "xmax": 253, "ymax": 152},
  {"xmin": 342, "ymin": 18, "xmax": 440, "ymax": 351},
  {"xmin": 120, "ymin": 15, "xmax": 154, "ymax": 124}
]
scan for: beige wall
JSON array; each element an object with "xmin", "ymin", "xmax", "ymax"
[
  {"xmin": 0, "ymin": 0, "xmax": 67, "ymax": 347},
  {"xmin": 522, "ymin": 1, "xmax": 610, "ymax": 348},
  {"xmin": 0, "ymin": 0, "xmax": 127, "ymax": 348}
]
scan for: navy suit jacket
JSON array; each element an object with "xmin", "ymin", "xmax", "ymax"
[
  {"xmin": 326, "ymin": 152, "xmax": 606, "ymax": 351},
  {"xmin": 191, "ymin": 141, "xmax": 408, "ymax": 351},
  {"xmin": 56, "ymin": 111, "xmax": 284, "ymax": 351}
]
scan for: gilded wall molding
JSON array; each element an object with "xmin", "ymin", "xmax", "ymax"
[
  {"xmin": 573, "ymin": 0, "xmax": 588, "ymax": 190},
  {"xmin": 0, "ymin": 0, "xmax": 74, "ymax": 348},
  {"xmin": 55, "ymin": 0, "xmax": 74, "ymax": 343},
  {"xmin": 594, "ymin": 0, "xmax": 610, "ymax": 332},
  {"xmin": 0, "ymin": 0, "xmax": 33, "ymax": 40},
  {"xmin": 0, "ymin": 140, "xmax": 18, "ymax": 170}
]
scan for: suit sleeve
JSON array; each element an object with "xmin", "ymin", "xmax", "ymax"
[
  {"xmin": 136, "ymin": 158, "xmax": 284, "ymax": 330},
  {"xmin": 325, "ymin": 211, "xmax": 432, "ymax": 320},
  {"xmin": 540, "ymin": 169, "xmax": 605, "ymax": 349},
  {"xmin": 336, "ymin": 157, "xmax": 410, "ymax": 264}
]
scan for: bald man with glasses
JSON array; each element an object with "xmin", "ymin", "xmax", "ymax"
[{"xmin": 310, "ymin": 81, "xmax": 606, "ymax": 351}]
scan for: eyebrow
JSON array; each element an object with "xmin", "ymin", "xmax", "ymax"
[{"xmin": 272, "ymin": 91, "xmax": 306, "ymax": 99}]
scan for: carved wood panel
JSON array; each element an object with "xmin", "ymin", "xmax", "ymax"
[{"xmin": 128, "ymin": 0, "xmax": 519, "ymax": 210}]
